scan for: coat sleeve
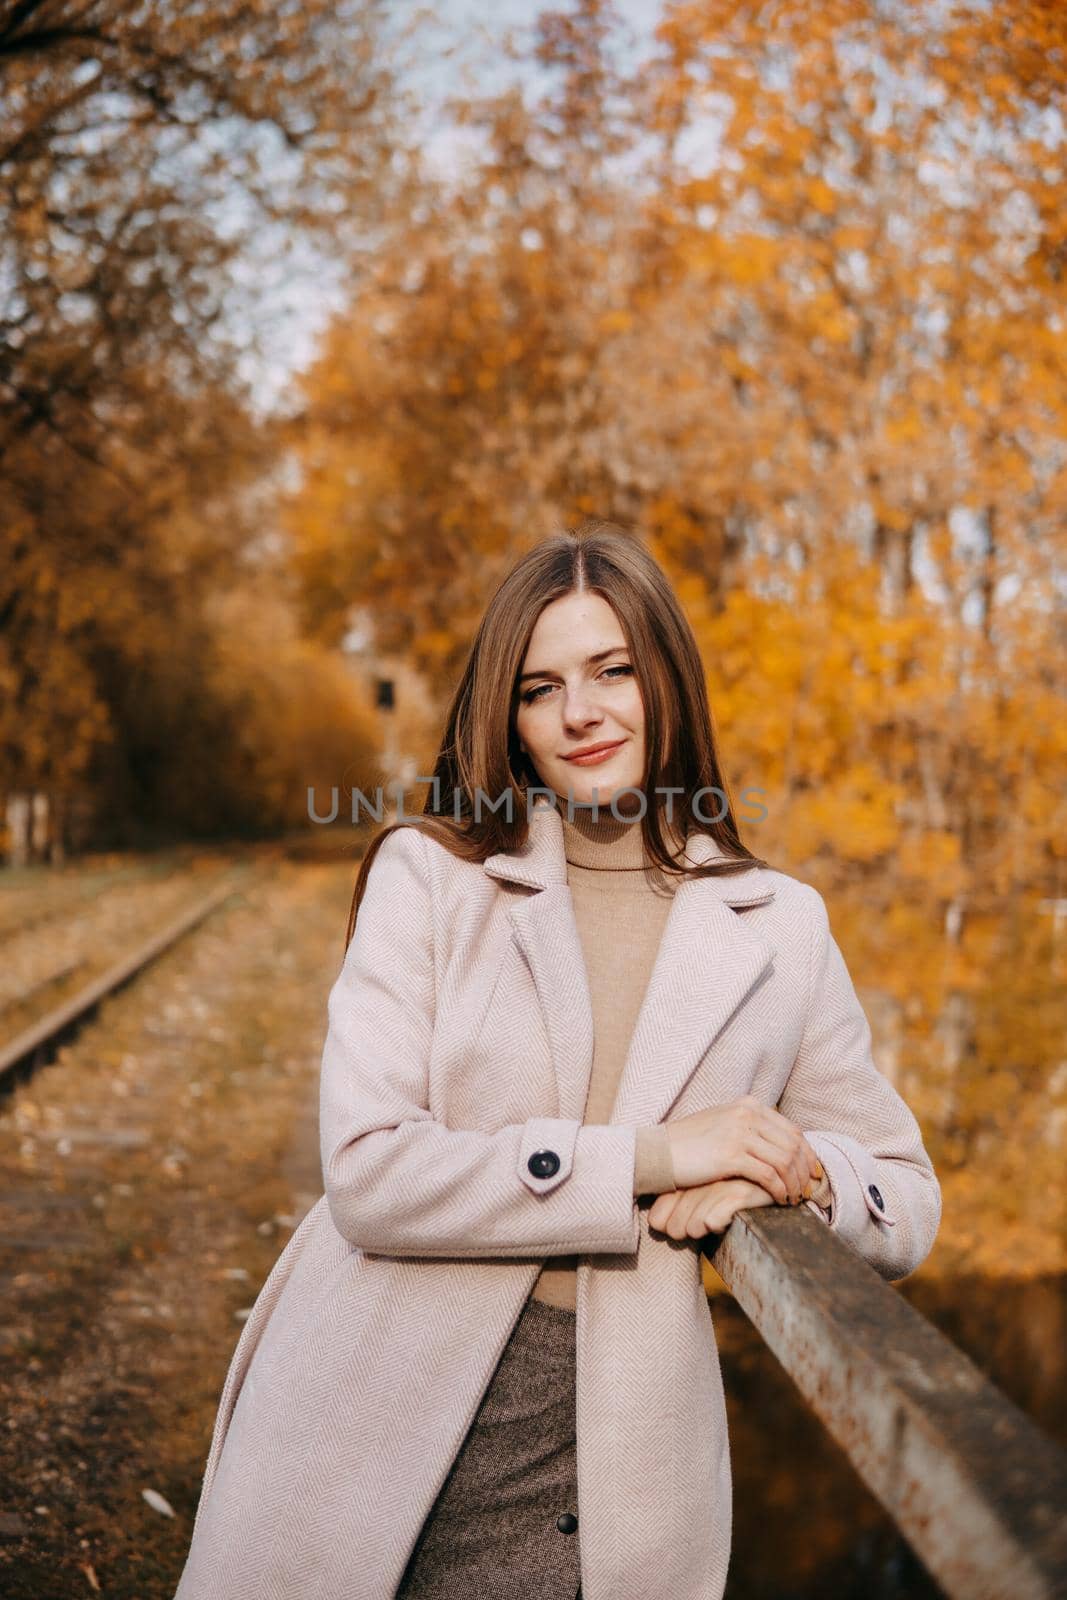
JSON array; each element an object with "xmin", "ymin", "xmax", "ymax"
[
  {"xmin": 319, "ymin": 827, "xmax": 640, "ymax": 1259},
  {"xmin": 775, "ymin": 886, "xmax": 942, "ymax": 1282}
]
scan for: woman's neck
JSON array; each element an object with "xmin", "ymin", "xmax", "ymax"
[{"xmin": 557, "ymin": 803, "xmax": 684, "ymax": 871}]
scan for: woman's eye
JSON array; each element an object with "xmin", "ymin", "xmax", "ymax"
[{"xmin": 520, "ymin": 664, "xmax": 632, "ymax": 705}]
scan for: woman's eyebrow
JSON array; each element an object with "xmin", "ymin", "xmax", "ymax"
[{"xmin": 517, "ymin": 646, "xmax": 629, "ymax": 684}]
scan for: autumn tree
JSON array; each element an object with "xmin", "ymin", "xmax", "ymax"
[
  {"xmin": 0, "ymin": 0, "xmax": 399, "ymax": 847},
  {"xmin": 282, "ymin": 0, "xmax": 1066, "ymax": 1264},
  {"xmin": 281, "ymin": 0, "xmax": 667, "ymax": 693}
]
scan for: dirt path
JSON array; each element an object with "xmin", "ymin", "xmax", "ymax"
[{"xmin": 0, "ymin": 857, "xmax": 355, "ymax": 1598}]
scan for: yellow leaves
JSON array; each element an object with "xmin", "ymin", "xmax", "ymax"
[
  {"xmin": 897, "ymin": 833, "xmax": 966, "ymax": 898},
  {"xmin": 831, "ymin": 225, "xmax": 873, "ymax": 252},
  {"xmin": 788, "ymin": 766, "xmax": 904, "ymax": 864},
  {"xmin": 959, "ymin": 911, "xmax": 1001, "ymax": 970},
  {"xmin": 986, "ymin": 72, "xmax": 1021, "ymax": 100},
  {"xmin": 598, "ymin": 309, "xmax": 634, "ymax": 333},
  {"xmin": 677, "ymin": 176, "xmax": 721, "ymax": 209},
  {"xmin": 806, "ymin": 293, "xmax": 854, "ymax": 344},
  {"xmin": 872, "ymin": 498, "xmax": 912, "ymax": 532},
  {"xmin": 679, "ymin": 230, "xmax": 783, "ymax": 286},
  {"xmin": 884, "ymin": 408, "xmax": 924, "ymax": 444},
  {"xmin": 805, "ymin": 176, "xmax": 837, "ymax": 216},
  {"xmin": 419, "ymin": 629, "xmax": 454, "ymax": 662},
  {"xmin": 1020, "ymin": 774, "xmax": 1062, "ymax": 829},
  {"xmin": 725, "ymin": 235, "xmax": 782, "ymax": 285},
  {"xmin": 720, "ymin": 346, "xmax": 760, "ymax": 383}
]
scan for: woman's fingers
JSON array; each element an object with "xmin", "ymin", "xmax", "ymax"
[
  {"xmin": 655, "ymin": 1190, "xmax": 695, "ymax": 1238},
  {"xmin": 650, "ymin": 1185, "xmax": 725, "ymax": 1239},
  {"xmin": 749, "ymin": 1102, "xmax": 819, "ymax": 1165},
  {"xmin": 749, "ymin": 1138, "xmax": 800, "ymax": 1202},
  {"xmin": 738, "ymin": 1152, "xmax": 790, "ymax": 1203},
  {"xmin": 746, "ymin": 1111, "xmax": 820, "ymax": 1203},
  {"xmin": 667, "ymin": 1100, "xmax": 823, "ymax": 1195},
  {"xmin": 670, "ymin": 1186, "xmax": 729, "ymax": 1239},
  {"xmin": 648, "ymin": 1191, "xmax": 680, "ymax": 1231},
  {"xmin": 683, "ymin": 1181, "xmax": 771, "ymax": 1237},
  {"xmin": 734, "ymin": 1179, "xmax": 777, "ymax": 1211},
  {"xmin": 649, "ymin": 1178, "xmax": 782, "ymax": 1243},
  {"xmin": 774, "ymin": 1121, "xmax": 822, "ymax": 1184}
]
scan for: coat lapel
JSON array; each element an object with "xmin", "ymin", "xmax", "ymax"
[{"xmin": 483, "ymin": 800, "xmax": 777, "ymax": 1128}]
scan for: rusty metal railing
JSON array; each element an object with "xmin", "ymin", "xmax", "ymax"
[{"xmin": 708, "ymin": 1206, "xmax": 1067, "ymax": 1600}]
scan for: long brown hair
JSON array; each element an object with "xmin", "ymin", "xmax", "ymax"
[{"xmin": 343, "ymin": 517, "xmax": 769, "ymax": 952}]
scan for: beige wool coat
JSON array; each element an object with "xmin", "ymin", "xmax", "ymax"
[{"xmin": 174, "ymin": 797, "xmax": 941, "ymax": 1600}]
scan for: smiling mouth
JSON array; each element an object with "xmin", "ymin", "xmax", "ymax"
[{"xmin": 562, "ymin": 740, "xmax": 625, "ymax": 761}]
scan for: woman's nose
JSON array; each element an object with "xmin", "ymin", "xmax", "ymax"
[{"xmin": 562, "ymin": 693, "xmax": 602, "ymax": 727}]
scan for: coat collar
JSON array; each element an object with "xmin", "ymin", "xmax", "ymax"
[
  {"xmin": 482, "ymin": 798, "xmax": 778, "ymax": 1126},
  {"xmin": 482, "ymin": 795, "xmax": 776, "ymax": 903}
]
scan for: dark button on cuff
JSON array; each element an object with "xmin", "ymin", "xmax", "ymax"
[
  {"xmin": 528, "ymin": 1149, "xmax": 561, "ymax": 1179},
  {"xmin": 868, "ymin": 1184, "xmax": 885, "ymax": 1211},
  {"xmin": 556, "ymin": 1512, "xmax": 578, "ymax": 1534}
]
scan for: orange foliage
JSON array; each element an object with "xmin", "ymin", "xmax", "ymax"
[{"xmin": 280, "ymin": 0, "xmax": 1066, "ymax": 1262}]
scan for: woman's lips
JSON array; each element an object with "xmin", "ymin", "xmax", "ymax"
[{"xmin": 562, "ymin": 741, "xmax": 625, "ymax": 766}]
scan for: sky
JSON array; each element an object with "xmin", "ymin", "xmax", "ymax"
[{"xmin": 236, "ymin": 0, "xmax": 668, "ymax": 411}]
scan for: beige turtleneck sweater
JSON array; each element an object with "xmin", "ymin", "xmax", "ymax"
[
  {"xmin": 528, "ymin": 804, "xmax": 834, "ymax": 1312},
  {"xmin": 530, "ymin": 805, "xmax": 680, "ymax": 1310}
]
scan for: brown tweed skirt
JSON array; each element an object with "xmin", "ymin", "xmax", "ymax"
[{"xmin": 395, "ymin": 1294, "xmax": 583, "ymax": 1599}]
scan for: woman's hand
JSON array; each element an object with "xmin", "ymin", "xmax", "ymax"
[
  {"xmin": 664, "ymin": 1095, "xmax": 822, "ymax": 1203},
  {"xmin": 648, "ymin": 1177, "xmax": 777, "ymax": 1240}
]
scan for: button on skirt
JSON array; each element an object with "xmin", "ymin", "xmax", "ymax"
[{"xmin": 395, "ymin": 1294, "xmax": 582, "ymax": 1599}]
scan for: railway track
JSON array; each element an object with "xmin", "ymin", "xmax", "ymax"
[
  {"xmin": 0, "ymin": 856, "xmax": 199, "ymax": 946},
  {"xmin": 0, "ymin": 853, "xmax": 345, "ymax": 1594},
  {"xmin": 0, "ymin": 870, "xmax": 249, "ymax": 1089}
]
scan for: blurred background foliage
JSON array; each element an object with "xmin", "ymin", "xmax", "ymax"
[{"xmin": 1, "ymin": 0, "xmax": 1064, "ymax": 1265}]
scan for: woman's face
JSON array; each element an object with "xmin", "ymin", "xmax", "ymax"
[{"xmin": 513, "ymin": 592, "xmax": 646, "ymax": 813}]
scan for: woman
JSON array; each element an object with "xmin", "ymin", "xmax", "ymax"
[{"xmin": 174, "ymin": 520, "xmax": 941, "ymax": 1600}]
